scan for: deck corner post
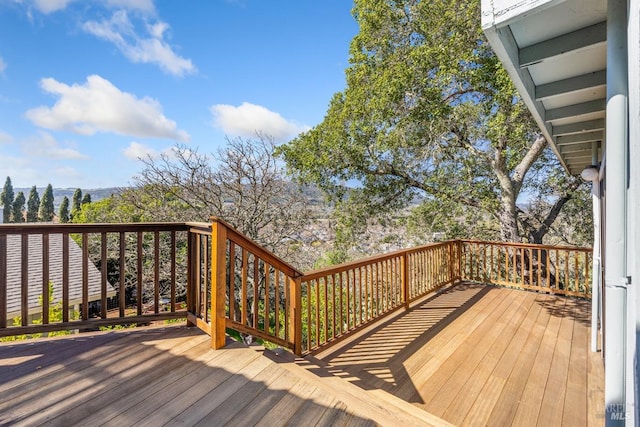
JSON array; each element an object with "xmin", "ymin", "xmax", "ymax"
[
  {"xmin": 289, "ymin": 276, "xmax": 303, "ymax": 356},
  {"xmin": 211, "ymin": 219, "xmax": 227, "ymax": 350},
  {"xmin": 401, "ymin": 252, "xmax": 409, "ymax": 310}
]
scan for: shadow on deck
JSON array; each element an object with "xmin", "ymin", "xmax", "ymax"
[
  {"xmin": 290, "ymin": 282, "xmax": 604, "ymax": 426},
  {"xmin": 0, "ymin": 327, "xmax": 381, "ymax": 426}
]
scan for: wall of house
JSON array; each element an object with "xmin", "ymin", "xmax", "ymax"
[{"xmin": 627, "ymin": 0, "xmax": 640, "ymax": 422}]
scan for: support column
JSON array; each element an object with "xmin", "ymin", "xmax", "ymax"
[
  {"xmin": 590, "ymin": 142, "xmax": 602, "ymax": 353},
  {"xmin": 604, "ymin": 0, "xmax": 629, "ymax": 424}
]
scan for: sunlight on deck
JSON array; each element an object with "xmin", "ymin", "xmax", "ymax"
[{"xmin": 313, "ymin": 283, "xmax": 604, "ymax": 426}]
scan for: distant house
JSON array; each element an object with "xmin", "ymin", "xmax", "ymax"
[{"xmin": 5, "ymin": 234, "xmax": 116, "ymax": 323}]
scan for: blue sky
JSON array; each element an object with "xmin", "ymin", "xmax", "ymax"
[{"xmin": 0, "ymin": 0, "xmax": 358, "ymax": 189}]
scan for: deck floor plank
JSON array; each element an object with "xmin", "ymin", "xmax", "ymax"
[
  {"xmin": 510, "ymin": 295, "xmax": 566, "ymax": 426},
  {"xmin": 0, "ymin": 283, "xmax": 603, "ymax": 427},
  {"xmin": 313, "ymin": 283, "xmax": 602, "ymax": 427},
  {"xmin": 417, "ymin": 287, "xmax": 527, "ymax": 414},
  {"xmin": 1, "ymin": 327, "xmax": 195, "ymax": 425},
  {"xmin": 440, "ymin": 288, "xmax": 530, "ymax": 424},
  {"xmin": 536, "ymin": 296, "xmax": 577, "ymax": 426},
  {"xmin": 437, "ymin": 287, "xmax": 531, "ymax": 424}
]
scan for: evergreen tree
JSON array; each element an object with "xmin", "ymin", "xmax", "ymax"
[
  {"xmin": 39, "ymin": 184, "xmax": 55, "ymax": 222},
  {"xmin": 81, "ymin": 193, "xmax": 91, "ymax": 205},
  {"xmin": 71, "ymin": 188, "xmax": 82, "ymax": 220},
  {"xmin": 59, "ymin": 196, "xmax": 70, "ymax": 223},
  {"xmin": 11, "ymin": 191, "xmax": 25, "ymax": 223},
  {"xmin": 0, "ymin": 176, "xmax": 14, "ymax": 223},
  {"xmin": 27, "ymin": 186, "xmax": 40, "ymax": 222}
]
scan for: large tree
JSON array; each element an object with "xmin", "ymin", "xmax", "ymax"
[
  {"xmin": 39, "ymin": 184, "xmax": 55, "ymax": 222},
  {"xmin": 279, "ymin": 0, "xmax": 586, "ymax": 246},
  {"xmin": 1, "ymin": 176, "xmax": 14, "ymax": 223},
  {"xmin": 26, "ymin": 186, "xmax": 40, "ymax": 222},
  {"xmin": 86, "ymin": 134, "xmax": 315, "ymax": 268}
]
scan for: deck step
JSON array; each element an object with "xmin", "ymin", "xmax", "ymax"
[{"xmin": 259, "ymin": 346, "xmax": 453, "ymax": 427}]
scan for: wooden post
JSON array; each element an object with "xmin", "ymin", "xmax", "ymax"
[
  {"xmin": 401, "ymin": 252, "xmax": 409, "ymax": 310},
  {"xmin": 211, "ymin": 220, "xmax": 227, "ymax": 349},
  {"xmin": 186, "ymin": 229, "xmax": 196, "ymax": 327},
  {"xmin": 289, "ymin": 276, "xmax": 303, "ymax": 356}
]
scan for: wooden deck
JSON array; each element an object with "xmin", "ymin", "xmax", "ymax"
[
  {"xmin": 309, "ymin": 283, "xmax": 604, "ymax": 426},
  {"xmin": 0, "ymin": 283, "xmax": 604, "ymax": 426},
  {"xmin": 0, "ymin": 325, "xmax": 448, "ymax": 426}
]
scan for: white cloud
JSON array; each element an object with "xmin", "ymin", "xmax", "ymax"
[
  {"xmin": 210, "ymin": 102, "xmax": 308, "ymax": 141},
  {"xmin": 0, "ymin": 56, "xmax": 6, "ymax": 73},
  {"xmin": 105, "ymin": 0, "xmax": 155, "ymax": 14},
  {"xmin": 123, "ymin": 141, "xmax": 158, "ymax": 160},
  {"xmin": 82, "ymin": 11, "xmax": 195, "ymax": 77},
  {"xmin": 29, "ymin": 0, "xmax": 154, "ymax": 14},
  {"xmin": 53, "ymin": 166, "xmax": 83, "ymax": 180},
  {"xmin": 32, "ymin": 0, "xmax": 75, "ymax": 14},
  {"xmin": 0, "ymin": 130, "xmax": 12, "ymax": 144},
  {"xmin": 25, "ymin": 131, "xmax": 88, "ymax": 159},
  {"xmin": 25, "ymin": 74, "xmax": 190, "ymax": 141}
]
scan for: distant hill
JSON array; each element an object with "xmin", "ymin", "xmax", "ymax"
[{"xmin": 14, "ymin": 187, "xmax": 122, "ymax": 209}]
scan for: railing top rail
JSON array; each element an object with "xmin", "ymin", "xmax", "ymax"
[
  {"xmin": 0, "ymin": 222, "xmax": 192, "ymax": 234},
  {"xmin": 186, "ymin": 222, "xmax": 212, "ymax": 234},
  {"xmin": 460, "ymin": 239, "xmax": 592, "ymax": 252},
  {"xmin": 211, "ymin": 216, "xmax": 303, "ymax": 278},
  {"xmin": 301, "ymin": 240, "xmax": 454, "ymax": 282}
]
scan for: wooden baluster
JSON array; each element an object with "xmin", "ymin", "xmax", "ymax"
[
  {"xmin": 62, "ymin": 232, "xmax": 69, "ymax": 322},
  {"xmin": 21, "ymin": 234, "xmax": 28, "ymax": 326},
  {"xmin": 0, "ymin": 234, "xmax": 6, "ymax": 329},
  {"xmin": 101, "ymin": 233, "xmax": 108, "ymax": 319},
  {"xmin": 290, "ymin": 276, "xmax": 302, "ymax": 356},
  {"xmin": 42, "ymin": 234, "xmax": 49, "ymax": 324},
  {"xmin": 136, "ymin": 232, "xmax": 143, "ymax": 315},
  {"xmin": 154, "ymin": 231, "xmax": 160, "ymax": 314},
  {"xmin": 241, "ymin": 249, "xmax": 248, "ymax": 327}
]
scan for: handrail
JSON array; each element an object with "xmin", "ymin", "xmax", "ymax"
[
  {"xmin": 205, "ymin": 217, "xmax": 303, "ymax": 353},
  {"xmin": 0, "ymin": 222, "xmax": 193, "ymax": 339},
  {"xmin": 459, "ymin": 239, "xmax": 592, "ymax": 298},
  {"xmin": 297, "ymin": 240, "xmax": 460, "ymax": 354},
  {"xmin": 1, "ymin": 221, "xmax": 592, "ymax": 356}
]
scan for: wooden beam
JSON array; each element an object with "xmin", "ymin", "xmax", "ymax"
[
  {"xmin": 559, "ymin": 142, "xmax": 600, "ymax": 154},
  {"xmin": 535, "ymin": 70, "xmax": 606, "ymax": 100},
  {"xmin": 520, "ymin": 21, "xmax": 607, "ymax": 67},
  {"xmin": 545, "ymin": 99, "xmax": 605, "ymax": 121},
  {"xmin": 553, "ymin": 119, "xmax": 605, "ymax": 135},
  {"xmin": 556, "ymin": 131, "xmax": 604, "ymax": 145}
]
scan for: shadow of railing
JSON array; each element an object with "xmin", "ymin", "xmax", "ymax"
[
  {"xmin": 296, "ymin": 282, "xmax": 492, "ymax": 404},
  {"xmin": 0, "ymin": 327, "xmax": 373, "ymax": 426}
]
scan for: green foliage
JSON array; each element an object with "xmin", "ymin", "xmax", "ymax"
[
  {"xmin": 1, "ymin": 176, "xmax": 14, "ymax": 223},
  {"xmin": 39, "ymin": 184, "xmax": 55, "ymax": 222},
  {"xmin": 27, "ymin": 186, "xmax": 40, "ymax": 222},
  {"xmin": 0, "ymin": 282, "xmax": 79, "ymax": 342},
  {"xmin": 279, "ymin": 0, "xmax": 587, "ymax": 246},
  {"xmin": 59, "ymin": 196, "xmax": 70, "ymax": 223},
  {"xmin": 11, "ymin": 191, "xmax": 25, "ymax": 223},
  {"xmin": 81, "ymin": 193, "xmax": 91, "ymax": 205},
  {"xmin": 71, "ymin": 188, "xmax": 82, "ymax": 220}
]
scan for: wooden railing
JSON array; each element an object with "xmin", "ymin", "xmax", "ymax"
[
  {"xmin": 0, "ymin": 222, "xmax": 203, "ymax": 338},
  {"xmin": 298, "ymin": 241, "xmax": 460, "ymax": 354},
  {"xmin": 459, "ymin": 240, "xmax": 592, "ymax": 298},
  {"xmin": 189, "ymin": 218, "xmax": 304, "ymax": 353},
  {"xmin": 0, "ymin": 221, "xmax": 591, "ymax": 355}
]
